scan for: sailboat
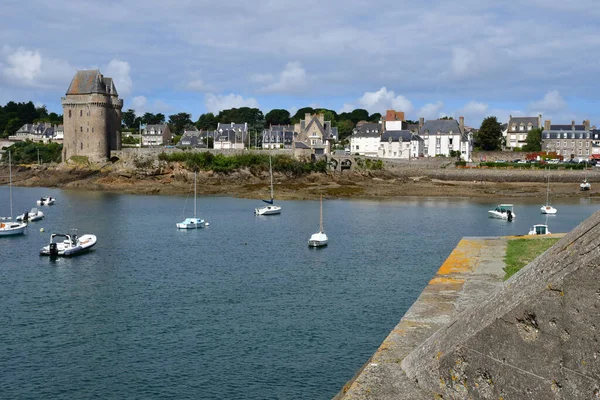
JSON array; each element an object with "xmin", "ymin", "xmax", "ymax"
[
  {"xmin": 176, "ymin": 171, "xmax": 205, "ymax": 229},
  {"xmin": 541, "ymin": 175, "xmax": 557, "ymax": 214},
  {"xmin": 255, "ymin": 156, "xmax": 281, "ymax": 215},
  {"xmin": 581, "ymin": 161, "xmax": 591, "ymax": 191},
  {"xmin": 308, "ymin": 195, "xmax": 328, "ymax": 247},
  {"xmin": 0, "ymin": 151, "xmax": 27, "ymax": 236}
]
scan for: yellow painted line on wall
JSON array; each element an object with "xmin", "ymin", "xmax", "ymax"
[{"xmin": 436, "ymin": 239, "xmax": 483, "ymax": 275}]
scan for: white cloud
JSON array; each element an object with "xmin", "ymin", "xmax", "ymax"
[
  {"xmin": 450, "ymin": 47, "xmax": 476, "ymax": 77},
  {"xmin": 186, "ymin": 79, "xmax": 209, "ymax": 92},
  {"xmin": 528, "ymin": 90, "xmax": 567, "ymax": 112},
  {"xmin": 131, "ymin": 95, "xmax": 147, "ymax": 114},
  {"xmin": 260, "ymin": 61, "xmax": 307, "ymax": 93},
  {"xmin": 460, "ymin": 101, "xmax": 488, "ymax": 115},
  {"xmin": 2, "ymin": 47, "xmax": 41, "ymax": 83},
  {"xmin": 417, "ymin": 101, "xmax": 445, "ymax": 119},
  {"xmin": 204, "ymin": 93, "xmax": 259, "ymax": 113},
  {"xmin": 105, "ymin": 59, "xmax": 132, "ymax": 97},
  {"xmin": 0, "ymin": 46, "xmax": 73, "ymax": 89},
  {"xmin": 342, "ymin": 87, "xmax": 413, "ymax": 114}
]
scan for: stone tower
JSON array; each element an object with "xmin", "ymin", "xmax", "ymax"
[{"xmin": 61, "ymin": 70, "xmax": 123, "ymax": 162}]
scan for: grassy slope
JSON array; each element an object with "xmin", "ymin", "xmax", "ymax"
[{"xmin": 504, "ymin": 237, "xmax": 561, "ymax": 280}]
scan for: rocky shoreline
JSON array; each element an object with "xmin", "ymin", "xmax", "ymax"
[{"xmin": 2, "ymin": 162, "xmax": 599, "ymax": 200}]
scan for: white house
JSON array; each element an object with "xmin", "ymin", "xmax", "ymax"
[
  {"xmin": 349, "ymin": 122, "xmax": 382, "ymax": 156},
  {"xmin": 377, "ymin": 130, "xmax": 424, "ymax": 159},
  {"xmin": 418, "ymin": 117, "xmax": 472, "ymax": 160},
  {"xmin": 214, "ymin": 122, "xmax": 248, "ymax": 150}
]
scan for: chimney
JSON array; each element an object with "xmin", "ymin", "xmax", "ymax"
[
  {"xmin": 572, "ymin": 120, "xmax": 576, "ymax": 130},
  {"xmin": 584, "ymin": 119, "xmax": 590, "ymax": 131},
  {"xmin": 544, "ymin": 120, "xmax": 551, "ymax": 131},
  {"xmin": 459, "ymin": 116, "xmax": 465, "ymax": 133},
  {"xmin": 305, "ymin": 113, "xmax": 312, "ymax": 122},
  {"xmin": 419, "ymin": 117, "xmax": 424, "ymax": 130},
  {"xmin": 538, "ymin": 114, "xmax": 542, "ymax": 128}
]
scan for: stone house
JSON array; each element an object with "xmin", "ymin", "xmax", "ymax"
[
  {"xmin": 178, "ymin": 128, "xmax": 207, "ymax": 148},
  {"xmin": 541, "ymin": 120, "xmax": 592, "ymax": 159},
  {"xmin": 141, "ymin": 124, "xmax": 171, "ymax": 146},
  {"xmin": 418, "ymin": 117, "xmax": 472, "ymax": 160},
  {"xmin": 503, "ymin": 115, "xmax": 542, "ymax": 149},
  {"xmin": 293, "ymin": 113, "xmax": 337, "ymax": 155},
  {"xmin": 61, "ymin": 70, "xmax": 123, "ymax": 162}
]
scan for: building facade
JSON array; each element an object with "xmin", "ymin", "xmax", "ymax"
[
  {"xmin": 384, "ymin": 109, "xmax": 406, "ymax": 131},
  {"xmin": 293, "ymin": 113, "xmax": 338, "ymax": 155},
  {"xmin": 418, "ymin": 117, "xmax": 472, "ymax": 160},
  {"xmin": 378, "ymin": 130, "xmax": 423, "ymax": 159},
  {"xmin": 503, "ymin": 115, "xmax": 542, "ymax": 149},
  {"xmin": 261, "ymin": 125, "xmax": 295, "ymax": 149},
  {"xmin": 61, "ymin": 70, "xmax": 123, "ymax": 162},
  {"xmin": 214, "ymin": 122, "xmax": 248, "ymax": 149},
  {"xmin": 349, "ymin": 122, "xmax": 382, "ymax": 156},
  {"xmin": 141, "ymin": 124, "xmax": 171, "ymax": 146},
  {"xmin": 541, "ymin": 120, "xmax": 593, "ymax": 159}
]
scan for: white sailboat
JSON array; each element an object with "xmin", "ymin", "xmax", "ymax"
[
  {"xmin": 0, "ymin": 151, "xmax": 27, "ymax": 236},
  {"xmin": 176, "ymin": 171, "xmax": 205, "ymax": 229},
  {"xmin": 541, "ymin": 175, "xmax": 557, "ymax": 214},
  {"xmin": 255, "ymin": 156, "xmax": 281, "ymax": 215},
  {"xmin": 308, "ymin": 195, "xmax": 328, "ymax": 247}
]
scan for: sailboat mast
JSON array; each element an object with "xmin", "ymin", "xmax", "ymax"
[
  {"xmin": 269, "ymin": 156, "xmax": 274, "ymax": 201},
  {"xmin": 194, "ymin": 171, "xmax": 197, "ymax": 218},
  {"xmin": 546, "ymin": 175, "xmax": 550, "ymax": 204},
  {"xmin": 8, "ymin": 151, "xmax": 13, "ymax": 219},
  {"xmin": 319, "ymin": 195, "xmax": 323, "ymax": 232}
]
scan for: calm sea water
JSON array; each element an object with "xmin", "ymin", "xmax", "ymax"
[{"xmin": 1, "ymin": 187, "xmax": 598, "ymax": 399}]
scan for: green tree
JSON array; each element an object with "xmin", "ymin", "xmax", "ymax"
[
  {"xmin": 477, "ymin": 116, "xmax": 503, "ymax": 151},
  {"xmin": 291, "ymin": 107, "xmax": 315, "ymax": 123},
  {"xmin": 265, "ymin": 109, "xmax": 291, "ymax": 126},
  {"xmin": 349, "ymin": 109, "xmax": 369, "ymax": 123},
  {"xmin": 168, "ymin": 112, "xmax": 193, "ymax": 134},
  {"xmin": 439, "ymin": 116, "xmax": 454, "ymax": 120},
  {"xmin": 122, "ymin": 109, "xmax": 136, "ymax": 128},
  {"xmin": 337, "ymin": 119, "xmax": 355, "ymax": 142},
  {"xmin": 196, "ymin": 112, "xmax": 218, "ymax": 131},
  {"xmin": 5, "ymin": 117, "xmax": 22, "ymax": 136},
  {"xmin": 369, "ymin": 112, "xmax": 382, "ymax": 122},
  {"xmin": 142, "ymin": 112, "xmax": 165, "ymax": 125},
  {"xmin": 522, "ymin": 128, "xmax": 542, "ymax": 152}
]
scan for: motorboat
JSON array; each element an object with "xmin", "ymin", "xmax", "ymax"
[
  {"xmin": 308, "ymin": 196, "xmax": 328, "ymax": 247},
  {"xmin": 529, "ymin": 224, "xmax": 551, "ymax": 235},
  {"xmin": 40, "ymin": 232, "xmax": 97, "ymax": 256},
  {"xmin": 488, "ymin": 204, "xmax": 515, "ymax": 221},
  {"xmin": 177, "ymin": 171, "xmax": 206, "ymax": 229},
  {"xmin": 0, "ymin": 151, "xmax": 27, "ymax": 236},
  {"xmin": 37, "ymin": 196, "xmax": 56, "ymax": 206},
  {"xmin": 541, "ymin": 175, "xmax": 557, "ymax": 214},
  {"xmin": 580, "ymin": 179, "xmax": 591, "ymax": 191},
  {"xmin": 16, "ymin": 207, "xmax": 44, "ymax": 222},
  {"xmin": 255, "ymin": 156, "xmax": 281, "ymax": 216}
]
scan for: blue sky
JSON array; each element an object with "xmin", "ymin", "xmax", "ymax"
[{"xmin": 1, "ymin": 0, "xmax": 599, "ymax": 127}]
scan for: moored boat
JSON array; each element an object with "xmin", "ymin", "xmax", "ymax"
[
  {"xmin": 488, "ymin": 204, "xmax": 515, "ymax": 221},
  {"xmin": 0, "ymin": 151, "xmax": 27, "ymax": 236},
  {"xmin": 255, "ymin": 156, "xmax": 281, "ymax": 216},
  {"xmin": 37, "ymin": 196, "xmax": 56, "ymax": 206},
  {"xmin": 16, "ymin": 208, "xmax": 44, "ymax": 222},
  {"xmin": 308, "ymin": 196, "xmax": 328, "ymax": 247},
  {"xmin": 528, "ymin": 224, "xmax": 551, "ymax": 235},
  {"xmin": 39, "ymin": 232, "xmax": 97, "ymax": 256}
]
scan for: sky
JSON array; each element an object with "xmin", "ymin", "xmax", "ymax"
[{"xmin": 1, "ymin": 0, "xmax": 599, "ymax": 127}]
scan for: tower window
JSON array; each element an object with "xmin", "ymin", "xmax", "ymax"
[
  {"xmin": 80, "ymin": 127, "xmax": 83, "ymax": 132},
  {"xmin": 68, "ymin": 110, "xmax": 72, "ymax": 118},
  {"xmin": 80, "ymin": 110, "xmax": 82, "ymax": 117}
]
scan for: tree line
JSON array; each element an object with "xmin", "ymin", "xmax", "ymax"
[{"xmin": 0, "ymin": 102, "xmax": 63, "ymax": 139}]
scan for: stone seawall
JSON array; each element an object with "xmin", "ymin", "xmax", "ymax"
[{"xmin": 336, "ymin": 233, "xmax": 566, "ymax": 399}]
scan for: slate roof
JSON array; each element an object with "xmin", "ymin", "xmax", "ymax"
[
  {"xmin": 351, "ymin": 123, "xmax": 382, "ymax": 138},
  {"xmin": 143, "ymin": 124, "xmax": 168, "ymax": 136},
  {"xmin": 217, "ymin": 122, "xmax": 247, "ymax": 133},
  {"xmin": 294, "ymin": 141, "xmax": 311, "ymax": 149},
  {"xmin": 215, "ymin": 129, "xmax": 246, "ymax": 142},
  {"xmin": 66, "ymin": 70, "xmax": 117, "ymax": 95},
  {"xmin": 418, "ymin": 120, "xmax": 461, "ymax": 135},
  {"xmin": 381, "ymin": 130, "xmax": 414, "ymax": 143},
  {"xmin": 550, "ymin": 124, "xmax": 586, "ymax": 131},
  {"xmin": 178, "ymin": 135, "xmax": 207, "ymax": 147},
  {"xmin": 543, "ymin": 131, "xmax": 592, "ymax": 140},
  {"xmin": 508, "ymin": 116, "xmax": 539, "ymax": 128},
  {"xmin": 262, "ymin": 125, "xmax": 295, "ymax": 144}
]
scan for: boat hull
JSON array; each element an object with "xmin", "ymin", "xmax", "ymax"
[
  {"xmin": 541, "ymin": 206, "xmax": 557, "ymax": 214},
  {"xmin": 255, "ymin": 205, "xmax": 281, "ymax": 215},
  {"xmin": 40, "ymin": 234, "xmax": 97, "ymax": 256},
  {"xmin": 176, "ymin": 218, "xmax": 205, "ymax": 229},
  {"xmin": 308, "ymin": 240, "xmax": 328, "ymax": 247},
  {"xmin": 308, "ymin": 231, "xmax": 328, "ymax": 247},
  {"xmin": 0, "ymin": 222, "xmax": 27, "ymax": 236},
  {"xmin": 16, "ymin": 211, "xmax": 44, "ymax": 222},
  {"xmin": 488, "ymin": 210, "xmax": 516, "ymax": 220}
]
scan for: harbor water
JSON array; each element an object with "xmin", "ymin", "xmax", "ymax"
[{"xmin": 1, "ymin": 187, "xmax": 598, "ymax": 399}]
